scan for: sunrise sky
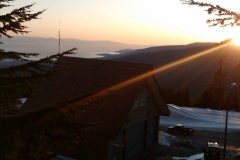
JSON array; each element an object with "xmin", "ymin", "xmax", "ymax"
[{"xmin": 3, "ymin": 0, "xmax": 240, "ymax": 45}]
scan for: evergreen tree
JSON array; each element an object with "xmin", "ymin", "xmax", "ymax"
[
  {"xmin": 181, "ymin": 0, "xmax": 240, "ymax": 27},
  {"xmin": 196, "ymin": 87, "xmax": 212, "ymax": 108},
  {"xmin": 0, "ymin": 0, "xmax": 76, "ymax": 115},
  {"xmin": 172, "ymin": 86, "xmax": 190, "ymax": 106},
  {"xmin": 181, "ymin": 0, "xmax": 240, "ymax": 109},
  {"xmin": 159, "ymin": 86, "xmax": 174, "ymax": 103},
  {"xmin": 197, "ymin": 60, "xmax": 226, "ymax": 109},
  {"xmin": 0, "ymin": 1, "xmax": 94, "ymax": 159},
  {"xmin": 159, "ymin": 86, "xmax": 190, "ymax": 106},
  {"xmin": 213, "ymin": 60, "xmax": 226, "ymax": 109}
]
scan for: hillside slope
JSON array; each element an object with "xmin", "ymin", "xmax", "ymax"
[{"xmin": 113, "ymin": 44, "xmax": 240, "ymax": 98}]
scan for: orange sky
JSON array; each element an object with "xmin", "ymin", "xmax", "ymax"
[{"xmin": 2, "ymin": 0, "xmax": 240, "ymax": 45}]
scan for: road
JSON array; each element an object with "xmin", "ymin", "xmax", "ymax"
[
  {"xmin": 130, "ymin": 126, "xmax": 240, "ymax": 159},
  {"xmin": 159, "ymin": 126, "xmax": 240, "ymax": 149}
]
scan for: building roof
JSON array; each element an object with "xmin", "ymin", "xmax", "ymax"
[{"xmin": 20, "ymin": 56, "xmax": 169, "ymax": 139}]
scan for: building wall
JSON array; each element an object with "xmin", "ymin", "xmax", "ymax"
[
  {"xmin": 108, "ymin": 116, "xmax": 159, "ymax": 160},
  {"xmin": 121, "ymin": 85, "xmax": 160, "ymax": 130},
  {"xmin": 125, "ymin": 122, "xmax": 146, "ymax": 158},
  {"xmin": 146, "ymin": 116, "xmax": 158, "ymax": 147},
  {"xmin": 108, "ymin": 131, "xmax": 124, "ymax": 160},
  {"xmin": 83, "ymin": 84, "xmax": 163, "ymax": 160}
]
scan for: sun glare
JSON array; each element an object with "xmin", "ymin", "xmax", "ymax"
[
  {"xmin": 231, "ymin": 37, "xmax": 240, "ymax": 46},
  {"xmin": 91, "ymin": 44, "xmax": 225, "ymax": 100}
]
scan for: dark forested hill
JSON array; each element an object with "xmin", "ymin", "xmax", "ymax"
[{"xmin": 112, "ymin": 43, "xmax": 240, "ymax": 100}]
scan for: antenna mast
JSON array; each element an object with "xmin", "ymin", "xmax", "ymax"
[{"xmin": 58, "ymin": 19, "xmax": 61, "ymax": 54}]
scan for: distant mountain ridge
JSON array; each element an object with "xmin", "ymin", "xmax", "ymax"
[
  {"xmin": 127, "ymin": 42, "xmax": 214, "ymax": 53},
  {"xmin": 112, "ymin": 43, "xmax": 240, "ymax": 100},
  {"xmin": 3, "ymin": 36, "xmax": 239, "ymax": 102},
  {"xmin": 101, "ymin": 42, "xmax": 215, "ymax": 60},
  {"xmin": 0, "ymin": 36, "xmax": 150, "ymax": 59}
]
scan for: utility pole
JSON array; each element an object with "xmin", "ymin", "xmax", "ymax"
[{"xmin": 223, "ymin": 83, "xmax": 237, "ymax": 160}]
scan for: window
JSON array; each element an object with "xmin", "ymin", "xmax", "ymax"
[
  {"xmin": 140, "ymin": 93, "xmax": 146, "ymax": 106},
  {"xmin": 132, "ymin": 98, "xmax": 139, "ymax": 109},
  {"xmin": 132, "ymin": 93, "xmax": 147, "ymax": 109},
  {"xmin": 135, "ymin": 100, "xmax": 139, "ymax": 108}
]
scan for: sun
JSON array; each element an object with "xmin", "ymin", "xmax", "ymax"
[{"xmin": 231, "ymin": 36, "xmax": 240, "ymax": 46}]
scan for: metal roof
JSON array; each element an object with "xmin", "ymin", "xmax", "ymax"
[{"xmin": 20, "ymin": 57, "xmax": 169, "ymax": 138}]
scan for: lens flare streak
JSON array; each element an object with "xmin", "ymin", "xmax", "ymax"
[{"xmin": 85, "ymin": 44, "xmax": 226, "ymax": 100}]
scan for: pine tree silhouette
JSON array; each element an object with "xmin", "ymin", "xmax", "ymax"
[{"xmin": 0, "ymin": 0, "xmax": 76, "ymax": 115}]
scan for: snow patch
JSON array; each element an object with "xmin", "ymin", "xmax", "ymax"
[
  {"xmin": 160, "ymin": 104, "xmax": 240, "ymax": 133},
  {"xmin": 158, "ymin": 131, "xmax": 205, "ymax": 159}
]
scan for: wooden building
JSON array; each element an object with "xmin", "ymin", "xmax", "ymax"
[{"xmin": 20, "ymin": 57, "xmax": 170, "ymax": 159}]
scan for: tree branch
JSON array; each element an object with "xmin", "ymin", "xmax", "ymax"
[
  {"xmin": 0, "ymin": 2, "xmax": 46, "ymax": 39},
  {"xmin": 181, "ymin": 0, "xmax": 240, "ymax": 27}
]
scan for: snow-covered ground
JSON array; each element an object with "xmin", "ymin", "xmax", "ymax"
[
  {"xmin": 172, "ymin": 153, "xmax": 204, "ymax": 160},
  {"xmin": 158, "ymin": 131, "xmax": 240, "ymax": 160},
  {"xmin": 160, "ymin": 104, "xmax": 240, "ymax": 133},
  {"xmin": 158, "ymin": 131, "xmax": 206, "ymax": 160},
  {"xmin": 158, "ymin": 104, "xmax": 240, "ymax": 159}
]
